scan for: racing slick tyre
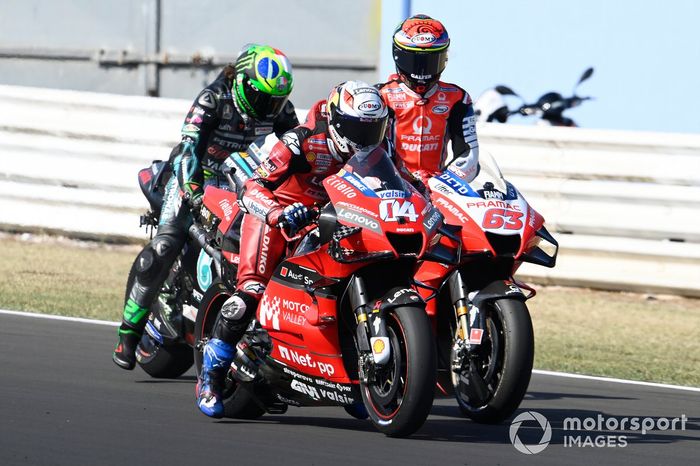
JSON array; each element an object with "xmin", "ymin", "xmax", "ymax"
[
  {"xmin": 361, "ymin": 305, "xmax": 436, "ymax": 438},
  {"xmin": 453, "ymin": 298, "xmax": 534, "ymax": 424}
]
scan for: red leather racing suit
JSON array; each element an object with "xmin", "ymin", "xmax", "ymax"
[
  {"xmin": 377, "ymin": 74, "xmax": 479, "ymax": 184},
  {"xmin": 234, "ymin": 100, "xmax": 348, "ymax": 298}
]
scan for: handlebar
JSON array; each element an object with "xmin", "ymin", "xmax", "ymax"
[
  {"xmin": 510, "ymin": 95, "xmax": 592, "ymax": 117},
  {"xmin": 222, "ymin": 163, "xmax": 242, "ymax": 193},
  {"xmin": 188, "ymin": 222, "xmax": 222, "ymax": 267}
]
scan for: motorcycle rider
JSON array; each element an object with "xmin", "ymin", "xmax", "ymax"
[
  {"xmin": 196, "ymin": 81, "xmax": 390, "ymax": 418},
  {"xmin": 113, "ymin": 44, "xmax": 298, "ymax": 370},
  {"xmin": 377, "ymin": 14, "xmax": 480, "ymax": 184}
]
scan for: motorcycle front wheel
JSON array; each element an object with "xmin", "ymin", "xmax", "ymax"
[
  {"xmin": 453, "ymin": 298, "xmax": 534, "ymax": 423},
  {"xmin": 361, "ymin": 306, "xmax": 436, "ymax": 438}
]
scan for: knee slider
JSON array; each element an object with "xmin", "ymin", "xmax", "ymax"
[
  {"xmin": 151, "ymin": 234, "xmax": 180, "ymax": 260},
  {"xmin": 135, "ymin": 247, "xmax": 159, "ymax": 282},
  {"xmin": 134, "ymin": 233, "xmax": 181, "ymax": 284},
  {"xmin": 214, "ymin": 292, "xmax": 258, "ymax": 342},
  {"xmin": 220, "ymin": 293, "xmax": 256, "ymax": 325}
]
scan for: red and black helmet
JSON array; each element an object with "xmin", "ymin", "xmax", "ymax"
[{"xmin": 392, "ymin": 14, "xmax": 450, "ymax": 94}]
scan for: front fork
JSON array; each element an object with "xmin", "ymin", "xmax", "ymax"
[
  {"xmin": 447, "ymin": 270, "xmax": 491, "ymax": 401},
  {"xmin": 347, "ymin": 276, "xmax": 391, "ymax": 384},
  {"xmin": 448, "ymin": 271, "xmax": 485, "ymax": 369}
]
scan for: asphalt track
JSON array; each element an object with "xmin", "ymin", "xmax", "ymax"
[{"xmin": 1, "ymin": 312, "xmax": 698, "ymax": 466}]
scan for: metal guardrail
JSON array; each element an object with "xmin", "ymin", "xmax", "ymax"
[
  {"xmin": 1, "ymin": 84, "xmax": 699, "ymax": 297},
  {"xmin": 0, "ymin": 47, "xmax": 378, "ymax": 71}
]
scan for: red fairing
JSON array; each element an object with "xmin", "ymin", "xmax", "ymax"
[
  {"xmin": 259, "ymin": 258, "xmax": 351, "ymax": 383},
  {"xmin": 520, "ymin": 205, "xmax": 546, "ymax": 257},
  {"xmin": 251, "ymin": 145, "xmax": 445, "ymax": 385},
  {"xmin": 414, "ymin": 258, "xmax": 454, "ymax": 320},
  {"xmin": 138, "ymin": 168, "xmax": 153, "ymax": 185},
  {"xmin": 431, "ymin": 191, "xmax": 494, "ymax": 255},
  {"xmin": 323, "ymin": 170, "xmax": 437, "ymax": 260},
  {"xmin": 202, "ymin": 185, "xmax": 239, "ymax": 234}
]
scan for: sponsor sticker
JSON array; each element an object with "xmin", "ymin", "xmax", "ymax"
[
  {"xmin": 278, "ymin": 344, "xmax": 335, "ymax": 376},
  {"xmin": 336, "ymin": 207, "xmax": 381, "ymax": 233},
  {"xmin": 372, "ymin": 339, "xmax": 385, "ymax": 354},
  {"xmin": 469, "ymin": 328, "xmax": 484, "ymax": 345},
  {"xmin": 196, "ymin": 250, "xmax": 213, "ymax": 292},
  {"xmin": 259, "ymin": 295, "xmax": 281, "ymax": 330},
  {"xmin": 182, "ymin": 124, "xmax": 200, "ymax": 134}
]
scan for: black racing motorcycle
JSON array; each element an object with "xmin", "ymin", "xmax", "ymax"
[
  {"xmin": 475, "ymin": 67, "xmax": 594, "ymax": 126},
  {"xmin": 125, "ymin": 139, "xmax": 268, "ymax": 378}
]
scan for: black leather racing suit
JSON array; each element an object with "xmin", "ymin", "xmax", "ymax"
[{"xmin": 120, "ymin": 70, "xmax": 299, "ymax": 337}]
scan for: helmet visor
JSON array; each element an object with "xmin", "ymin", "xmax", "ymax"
[
  {"xmin": 242, "ymin": 79, "xmax": 289, "ymax": 120},
  {"xmin": 332, "ymin": 112, "xmax": 388, "ymax": 148},
  {"xmin": 393, "ymin": 46, "xmax": 447, "ymax": 81}
]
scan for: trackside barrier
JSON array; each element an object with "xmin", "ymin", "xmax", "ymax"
[{"xmin": 1, "ymin": 85, "xmax": 699, "ymax": 296}]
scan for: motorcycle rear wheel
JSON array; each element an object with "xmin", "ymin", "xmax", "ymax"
[
  {"xmin": 453, "ymin": 298, "xmax": 533, "ymax": 423},
  {"xmin": 124, "ymin": 256, "xmax": 193, "ymax": 378},
  {"xmin": 136, "ymin": 334, "xmax": 194, "ymax": 378},
  {"xmin": 194, "ymin": 280, "xmax": 265, "ymax": 420},
  {"xmin": 361, "ymin": 306, "xmax": 436, "ymax": 438}
]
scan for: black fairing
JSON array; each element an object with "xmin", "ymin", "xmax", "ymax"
[
  {"xmin": 470, "ymin": 280, "xmax": 526, "ymax": 309},
  {"xmin": 318, "ymin": 203, "xmax": 337, "ymax": 245},
  {"xmin": 379, "ymin": 286, "xmax": 426, "ymax": 312},
  {"xmin": 139, "ymin": 160, "xmax": 172, "ymax": 215},
  {"xmin": 520, "ymin": 226, "xmax": 558, "ymax": 268}
]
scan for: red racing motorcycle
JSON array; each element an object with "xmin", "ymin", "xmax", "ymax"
[
  {"xmin": 415, "ymin": 152, "xmax": 558, "ymax": 423},
  {"xmin": 194, "ymin": 146, "xmax": 461, "ymax": 437}
]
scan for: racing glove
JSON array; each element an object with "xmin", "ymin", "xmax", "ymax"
[
  {"xmin": 273, "ymin": 202, "xmax": 314, "ymax": 235},
  {"xmin": 406, "ymin": 170, "xmax": 430, "ymax": 197},
  {"xmin": 412, "ymin": 169, "xmax": 434, "ymax": 187}
]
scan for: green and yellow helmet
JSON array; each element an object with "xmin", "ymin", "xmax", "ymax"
[{"xmin": 232, "ymin": 44, "xmax": 294, "ymax": 121}]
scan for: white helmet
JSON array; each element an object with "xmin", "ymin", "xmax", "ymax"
[{"xmin": 326, "ymin": 81, "xmax": 389, "ymax": 156}]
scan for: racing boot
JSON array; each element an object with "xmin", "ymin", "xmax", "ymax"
[
  {"xmin": 112, "ymin": 300, "xmax": 149, "ymax": 370},
  {"xmin": 197, "ymin": 338, "xmax": 236, "ymax": 418},
  {"xmin": 217, "ymin": 291, "xmax": 261, "ymax": 380}
]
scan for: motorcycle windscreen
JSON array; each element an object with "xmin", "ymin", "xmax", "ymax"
[
  {"xmin": 463, "ymin": 151, "xmax": 515, "ymax": 200},
  {"xmin": 342, "ymin": 146, "xmax": 410, "ymax": 196}
]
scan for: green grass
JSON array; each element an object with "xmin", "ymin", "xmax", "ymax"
[
  {"xmin": 0, "ymin": 234, "xmax": 138, "ymax": 321},
  {"xmin": 1, "ymin": 234, "xmax": 699, "ymax": 387},
  {"xmin": 529, "ymin": 287, "xmax": 700, "ymax": 387}
]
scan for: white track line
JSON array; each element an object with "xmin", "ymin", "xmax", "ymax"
[
  {"xmin": 532, "ymin": 369, "xmax": 700, "ymax": 393},
  {"xmin": 0, "ymin": 308, "xmax": 118, "ymax": 326},
  {"xmin": 2, "ymin": 308, "xmax": 698, "ymax": 393},
  {"xmin": 532, "ymin": 369, "xmax": 700, "ymax": 392}
]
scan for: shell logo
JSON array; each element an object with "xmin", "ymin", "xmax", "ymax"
[{"xmin": 373, "ymin": 339, "xmax": 385, "ymax": 354}]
